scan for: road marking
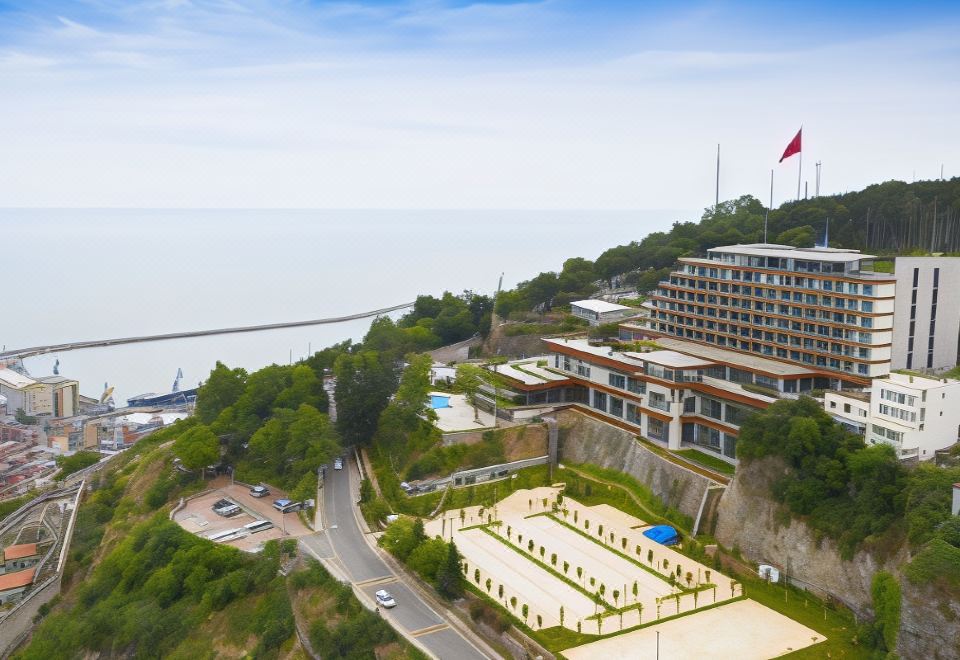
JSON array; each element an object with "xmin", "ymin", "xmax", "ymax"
[
  {"xmin": 409, "ymin": 623, "xmax": 450, "ymax": 637},
  {"xmin": 355, "ymin": 575, "xmax": 397, "ymax": 588}
]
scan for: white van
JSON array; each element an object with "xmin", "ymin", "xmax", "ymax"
[{"xmin": 243, "ymin": 520, "xmax": 274, "ymax": 534}]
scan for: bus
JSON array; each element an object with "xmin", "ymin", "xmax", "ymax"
[
  {"xmin": 207, "ymin": 528, "xmax": 242, "ymax": 542},
  {"xmin": 243, "ymin": 520, "xmax": 274, "ymax": 534}
]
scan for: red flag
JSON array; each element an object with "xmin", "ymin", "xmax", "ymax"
[{"xmin": 779, "ymin": 128, "xmax": 802, "ymax": 162}]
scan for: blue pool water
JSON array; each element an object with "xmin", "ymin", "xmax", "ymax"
[{"xmin": 430, "ymin": 394, "xmax": 451, "ymax": 409}]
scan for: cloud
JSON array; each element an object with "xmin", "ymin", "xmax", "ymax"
[{"xmin": 0, "ymin": 1, "xmax": 957, "ymax": 208}]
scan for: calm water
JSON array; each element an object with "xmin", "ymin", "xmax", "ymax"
[{"xmin": 2, "ymin": 209, "xmax": 691, "ymax": 403}]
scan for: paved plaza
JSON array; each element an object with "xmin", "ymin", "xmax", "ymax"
[
  {"xmin": 563, "ymin": 598, "xmax": 825, "ymax": 659},
  {"xmin": 424, "ymin": 485, "xmax": 824, "ymax": 658}
]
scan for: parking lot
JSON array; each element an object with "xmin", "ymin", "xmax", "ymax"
[{"xmin": 173, "ymin": 482, "xmax": 311, "ymax": 552}]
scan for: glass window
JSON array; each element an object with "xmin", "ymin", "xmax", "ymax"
[
  {"xmin": 592, "ymin": 390, "xmax": 607, "ymax": 412},
  {"xmin": 608, "ymin": 372, "xmax": 626, "ymax": 389},
  {"xmin": 609, "ymin": 396, "xmax": 624, "ymax": 418}
]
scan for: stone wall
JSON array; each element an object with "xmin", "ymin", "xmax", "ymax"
[
  {"xmin": 898, "ymin": 580, "xmax": 960, "ymax": 660},
  {"xmin": 552, "ymin": 409, "xmax": 714, "ymax": 525}
]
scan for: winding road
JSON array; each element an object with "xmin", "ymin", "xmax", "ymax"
[{"xmin": 299, "ymin": 453, "xmax": 494, "ymax": 660}]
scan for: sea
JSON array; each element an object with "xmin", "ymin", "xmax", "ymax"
[{"xmin": 1, "ymin": 208, "xmax": 692, "ymax": 404}]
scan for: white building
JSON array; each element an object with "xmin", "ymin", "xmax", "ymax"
[
  {"xmin": 829, "ymin": 372, "xmax": 960, "ymax": 461},
  {"xmin": 891, "ymin": 257, "xmax": 960, "ymax": 372},
  {"xmin": 824, "ymin": 390, "xmax": 870, "ymax": 434},
  {"xmin": 569, "ymin": 300, "xmax": 638, "ymax": 326}
]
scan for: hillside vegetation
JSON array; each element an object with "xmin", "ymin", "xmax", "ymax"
[{"xmin": 498, "ymin": 178, "xmax": 960, "ymax": 314}]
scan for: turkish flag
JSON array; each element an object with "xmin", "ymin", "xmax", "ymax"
[{"xmin": 779, "ymin": 128, "xmax": 802, "ymax": 162}]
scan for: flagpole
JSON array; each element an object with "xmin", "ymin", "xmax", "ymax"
[
  {"xmin": 715, "ymin": 144, "xmax": 720, "ymax": 207},
  {"xmin": 765, "ymin": 169, "xmax": 773, "ymax": 243},
  {"xmin": 797, "ymin": 148, "xmax": 802, "ymax": 201}
]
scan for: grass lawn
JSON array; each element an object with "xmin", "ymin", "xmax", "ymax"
[{"xmin": 674, "ymin": 449, "xmax": 736, "ymax": 476}]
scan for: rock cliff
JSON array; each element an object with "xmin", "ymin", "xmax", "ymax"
[{"xmin": 715, "ymin": 457, "xmax": 960, "ymax": 659}]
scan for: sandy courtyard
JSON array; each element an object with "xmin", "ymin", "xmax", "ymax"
[{"xmin": 563, "ymin": 599, "xmax": 826, "ymax": 660}]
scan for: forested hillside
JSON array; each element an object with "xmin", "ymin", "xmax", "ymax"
[{"xmin": 498, "ymin": 177, "xmax": 960, "ymax": 314}]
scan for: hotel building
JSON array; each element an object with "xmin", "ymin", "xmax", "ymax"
[
  {"xmin": 490, "ymin": 335, "xmax": 829, "ymax": 463},
  {"xmin": 623, "ymin": 244, "xmax": 896, "ymax": 387}
]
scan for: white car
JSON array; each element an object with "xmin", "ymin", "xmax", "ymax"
[
  {"xmin": 334, "ymin": 458, "xmax": 343, "ymax": 470},
  {"xmin": 375, "ymin": 589, "xmax": 396, "ymax": 608}
]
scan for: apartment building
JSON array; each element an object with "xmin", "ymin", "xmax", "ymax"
[
  {"xmin": 865, "ymin": 373, "xmax": 959, "ymax": 460},
  {"xmin": 636, "ymin": 244, "xmax": 895, "ymax": 387},
  {"xmin": 890, "ymin": 257, "xmax": 960, "ymax": 371},
  {"xmin": 528, "ymin": 336, "xmax": 837, "ymax": 462}
]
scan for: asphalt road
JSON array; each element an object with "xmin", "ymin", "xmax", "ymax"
[{"xmin": 301, "ymin": 455, "xmax": 492, "ymax": 660}]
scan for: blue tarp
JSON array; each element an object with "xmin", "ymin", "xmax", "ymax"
[{"xmin": 642, "ymin": 525, "xmax": 680, "ymax": 545}]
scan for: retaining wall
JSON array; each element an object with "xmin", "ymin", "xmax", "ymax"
[{"xmin": 552, "ymin": 409, "xmax": 717, "ymax": 527}]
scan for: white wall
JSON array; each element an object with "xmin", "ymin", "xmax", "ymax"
[{"xmin": 892, "ymin": 257, "xmax": 960, "ymax": 371}]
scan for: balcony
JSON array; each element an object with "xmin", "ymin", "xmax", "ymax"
[{"xmin": 647, "ymin": 398, "xmax": 671, "ymax": 412}]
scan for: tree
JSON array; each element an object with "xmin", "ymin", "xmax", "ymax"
[
  {"xmin": 406, "ymin": 538, "xmax": 447, "ymax": 583},
  {"xmin": 436, "ymin": 541, "xmax": 464, "ymax": 600},
  {"xmin": 485, "ymin": 578, "xmax": 492, "ymax": 593},
  {"xmin": 333, "ymin": 350, "xmax": 396, "ymax": 446},
  {"xmin": 380, "ymin": 518, "xmax": 421, "ymax": 562},
  {"xmin": 454, "ymin": 364, "xmax": 488, "ymax": 423},
  {"xmin": 174, "ymin": 425, "xmax": 219, "ymax": 472},
  {"xmin": 521, "ymin": 604, "xmax": 528, "ymax": 623},
  {"xmin": 559, "ymin": 606, "xmax": 565, "ymax": 627},
  {"xmin": 196, "ymin": 361, "xmax": 247, "ymax": 424},
  {"xmin": 613, "ymin": 589, "xmax": 620, "ymax": 606}
]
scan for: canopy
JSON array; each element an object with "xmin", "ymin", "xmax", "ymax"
[{"xmin": 642, "ymin": 525, "xmax": 679, "ymax": 545}]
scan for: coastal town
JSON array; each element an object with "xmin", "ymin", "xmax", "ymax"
[
  {"xmin": 3, "ymin": 1, "xmax": 960, "ymax": 658},
  {"xmin": 2, "ymin": 237, "xmax": 960, "ymax": 658}
]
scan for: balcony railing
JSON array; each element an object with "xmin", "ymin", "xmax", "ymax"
[{"xmin": 647, "ymin": 398, "xmax": 671, "ymax": 412}]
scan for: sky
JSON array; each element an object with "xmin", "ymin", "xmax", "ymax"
[{"xmin": 1, "ymin": 0, "xmax": 958, "ymax": 210}]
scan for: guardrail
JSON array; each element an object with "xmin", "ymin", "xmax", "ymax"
[{"xmin": 407, "ymin": 455, "xmax": 549, "ymax": 496}]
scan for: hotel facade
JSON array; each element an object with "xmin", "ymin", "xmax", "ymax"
[{"xmin": 625, "ymin": 244, "xmax": 896, "ymax": 387}]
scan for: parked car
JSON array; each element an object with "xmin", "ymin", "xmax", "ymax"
[
  {"xmin": 272, "ymin": 499, "xmax": 302, "ymax": 513},
  {"xmin": 334, "ymin": 457, "xmax": 343, "ymax": 470},
  {"xmin": 249, "ymin": 485, "xmax": 270, "ymax": 498},
  {"xmin": 212, "ymin": 499, "xmax": 233, "ymax": 510},
  {"xmin": 214, "ymin": 502, "xmax": 241, "ymax": 517},
  {"xmin": 375, "ymin": 589, "xmax": 396, "ymax": 608}
]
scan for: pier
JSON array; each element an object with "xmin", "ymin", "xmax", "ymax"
[{"xmin": 0, "ymin": 302, "xmax": 414, "ymax": 360}]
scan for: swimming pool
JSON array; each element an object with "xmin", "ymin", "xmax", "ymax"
[{"xmin": 430, "ymin": 394, "xmax": 451, "ymax": 409}]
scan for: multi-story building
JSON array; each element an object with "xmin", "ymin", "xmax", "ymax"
[
  {"xmin": 0, "ymin": 369, "xmax": 79, "ymax": 418},
  {"xmin": 527, "ymin": 335, "xmax": 834, "ymax": 462},
  {"xmin": 632, "ymin": 244, "xmax": 896, "ymax": 387},
  {"xmin": 890, "ymin": 257, "xmax": 960, "ymax": 371},
  {"xmin": 824, "ymin": 372, "xmax": 960, "ymax": 460}
]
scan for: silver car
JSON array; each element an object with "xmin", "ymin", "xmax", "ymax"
[{"xmin": 375, "ymin": 589, "xmax": 396, "ymax": 608}]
